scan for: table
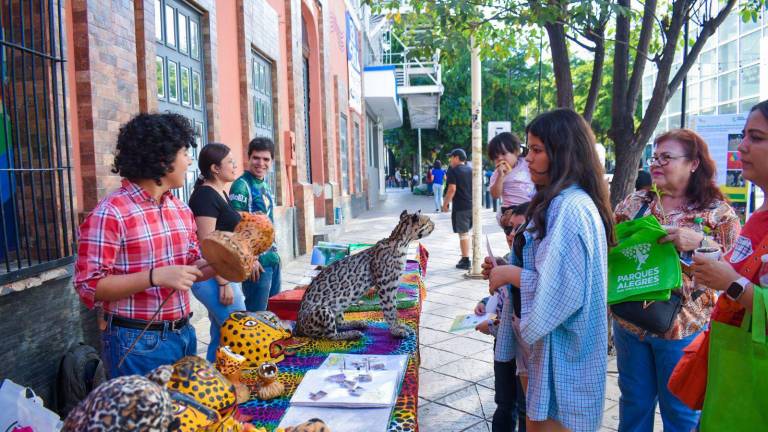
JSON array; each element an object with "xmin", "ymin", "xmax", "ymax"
[{"xmin": 237, "ymin": 261, "xmax": 426, "ymax": 432}]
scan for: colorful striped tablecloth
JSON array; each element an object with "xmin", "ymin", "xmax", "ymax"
[{"xmin": 237, "ymin": 262, "xmax": 425, "ymax": 432}]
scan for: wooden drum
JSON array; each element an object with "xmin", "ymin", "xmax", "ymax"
[
  {"xmin": 201, "ymin": 215, "xmax": 275, "ymax": 282},
  {"xmin": 201, "ymin": 231, "xmax": 253, "ymax": 282}
]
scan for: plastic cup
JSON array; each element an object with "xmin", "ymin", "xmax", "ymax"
[{"xmin": 694, "ymin": 247, "xmax": 721, "ymax": 261}]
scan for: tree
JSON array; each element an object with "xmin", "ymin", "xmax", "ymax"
[
  {"xmin": 384, "ymin": 46, "xmax": 552, "ymax": 170},
  {"xmin": 372, "ymin": 0, "xmax": 766, "ymax": 204}
]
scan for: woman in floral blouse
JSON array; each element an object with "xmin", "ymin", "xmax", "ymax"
[{"xmin": 612, "ymin": 129, "xmax": 740, "ymax": 432}]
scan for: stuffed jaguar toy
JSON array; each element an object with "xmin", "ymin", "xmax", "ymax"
[
  {"xmin": 62, "ymin": 365, "xmax": 177, "ymax": 431},
  {"xmin": 219, "ymin": 311, "xmax": 292, "ymax": 384},
  {"xmin": 295, "ymin": 210, "xmax": 434, "ymax": 340}
]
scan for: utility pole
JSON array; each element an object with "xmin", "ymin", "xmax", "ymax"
[
  {"xmin": 470, "ymin": 35, "xmax": 483, "ymax": 276},
  {"xmin": 417, "ymin": 128, "xmax": 422, "ymax": 184}
]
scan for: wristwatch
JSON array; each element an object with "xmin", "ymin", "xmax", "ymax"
[{"xmin": 726, "ymin": 277, "xmax": 751, "ymax": 301}]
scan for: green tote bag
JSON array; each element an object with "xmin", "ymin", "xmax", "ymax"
[
  {"xmin": 700, "ymin": 286, "xmax": 768, "ymax": 430},
  {"xmin": 608, "ymin": 215, "xmax": 682, "ymax": 304}
]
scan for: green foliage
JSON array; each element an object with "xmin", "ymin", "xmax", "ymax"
[{"xmin": 384, "ymin": 44, "xmax": 554, "ymax": 170}]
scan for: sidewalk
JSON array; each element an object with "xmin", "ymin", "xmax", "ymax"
[{"xmin": 195, "ymin": 188, "xmax": 659, "ymax": 431}]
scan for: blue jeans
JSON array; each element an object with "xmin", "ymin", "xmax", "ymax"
[
  {"xmin": 191, "ymin": 278, "xmax": 246, "ymax": 362},
  {"xmin": 101, "ymin": 315, "xmax": 197, "ymax": 378},
  {"xmin": 613, "ymin": 322, "xmax": 701, "ymax": 432},
  {"xmin": 243, "ymin": 260, "xmax": 281, "ymax": 312},
  {"xmin": 433, "ymin": 183, "xmax": 444, "ymax": 210}
]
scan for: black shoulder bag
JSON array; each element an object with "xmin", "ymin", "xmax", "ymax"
[{"xmin": 610, "ymin": 202, "xmax": 683, "ymax": 335}]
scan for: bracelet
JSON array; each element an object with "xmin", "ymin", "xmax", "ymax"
[{"xmin": 149, "ymin": 268, "xmax": 155, "ymax": 287}]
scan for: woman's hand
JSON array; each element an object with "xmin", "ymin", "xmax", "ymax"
[
  {"xmin": 481, "ymin": 256, "xmax": 507, "ymax": 280},
  {"xmin": 475, "ymin": 320, "xmax": 492, "ymax": 335},
  {"xmin": 660, "ymin": 226, "xmax": 705, "ymax": 252},
  {"xmin": 488, "ymin": 266, "xmax": 508, "ymax": 294},
  {"xmin": 691, "ymin": 255, "xmax": 740, "ymax": 291},
  {"xmin": 474, "ymin": 302, "xmax": 486, "ymax": 316},
  {"xmin": 219, "ymin": 283, "xmax": 234, "ymax": 305}
]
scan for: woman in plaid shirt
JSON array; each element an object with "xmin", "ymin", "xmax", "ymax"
[
  {"xmin": 74, "ymin": 113, "xmax": 216, "ymax": 378},
  {"xmin": 485, "ymin": 109, "xmax": 615, "ymax": 431}
]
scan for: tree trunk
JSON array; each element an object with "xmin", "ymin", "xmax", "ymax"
[
  {"xmin": 609, "ymin": 134, "xmax": 644, "ymax": 207},
  {"xmin": 583, "ymin": 31, "xmax": 605, "ymax": 123},
  {"xmin": 544, "ymin": 21, "xmax": 574, "ymax": 109}
]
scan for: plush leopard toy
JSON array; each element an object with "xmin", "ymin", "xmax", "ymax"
[
  {"xmin": 62, "ymin": 365, "xmax": 178, "ymax": 431},
  {"xmin": 295, "ymin": 210, "xmax": 434, "ymax": 340}
]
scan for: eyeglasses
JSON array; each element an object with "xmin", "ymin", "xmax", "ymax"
[
  {"xmin": 648, "ymin": 153, "xmax": 688, "ymax": 166},
  {"xmin": 503, "ymin": 224, "xmax": 525, "ymax": 236}
]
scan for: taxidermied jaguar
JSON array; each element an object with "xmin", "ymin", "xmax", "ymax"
[{"xmin": 295, "ymin": 210, "xmax": 434, "ymax": 340}]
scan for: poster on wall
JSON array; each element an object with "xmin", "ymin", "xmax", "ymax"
[
  {"xmin": 346, "ymin": 11, "xmax": 362, "ymax": 113},
  {"xmin": 691, "ymin": 114, "xmax": 751, "ymax": 222}
]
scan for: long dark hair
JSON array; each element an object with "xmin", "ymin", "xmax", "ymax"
[
  {"xmin": 194, "ymin": 142, "xmax": 231, "ymax": 189},
  {"xmin": 653, "ymin": 129, "xmax": 725, "ymax": 210},
  {"xmin": 525, "ymin": 108, "xmax": 615, "ymax": 246},
  {"xmin": 488, "ymin": 132, "xmax": 525, "ymax": 160}
]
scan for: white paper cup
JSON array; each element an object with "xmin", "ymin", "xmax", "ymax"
[{"xmin": 694, "ymin": 247, "xmax": 721, "ymax": 261}]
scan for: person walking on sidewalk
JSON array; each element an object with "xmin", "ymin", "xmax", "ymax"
[
  {"xmin": 431, "ymin": 160, "xmax": 446, "ymax": 212},
  {"xmin": 188, "ymin": 143, "xmax": 247, "ymax": 362},
  {"xmin": 229, "ymin": 137, "xmax": 281, "ymax": 312},
  {"xmin": 74, "ymin": 113, "xmax": 216, "ymax": 378},
  {"xmin": 442, "ymin": 148, "xmax": 473, "ymax": 270}
]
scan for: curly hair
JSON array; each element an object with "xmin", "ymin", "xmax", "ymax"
[{"xmin": 112, "ymin": 113, "xmax": 196, "ymax": 185}]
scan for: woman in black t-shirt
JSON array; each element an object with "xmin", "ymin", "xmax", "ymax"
[{"xmin": 188, "ymin": 143, "xmax": 246, "ymax": 362}]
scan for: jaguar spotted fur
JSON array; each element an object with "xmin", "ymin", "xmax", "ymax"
[{"xmin": 295, "ymin": 210, "xmax": 434, "ymax": 340}]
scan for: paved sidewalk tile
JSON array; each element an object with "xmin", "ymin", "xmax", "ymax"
[
  {"xmin": 419, "ymin": 369, "xmax": 473, "ymax": 401},
  {"xmin": 431, "ymin": 336, "xmax": 492, "ymax": 357},
  {"xmin": 434, "ymin": 358, "xmax": 495, "ymax": 382},
  {"xmin": 418, "ymin": 402, "xmax": 484, "ymax": 431},
  {"xmin": 420, "ymin": 345, "xmax": 464, "ymax": 370}
]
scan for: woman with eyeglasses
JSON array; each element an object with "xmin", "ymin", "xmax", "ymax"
[
  {"xmin": 483, "ymin": 109, "xmax": 615, "ymax": 431},
  {"xmin": 612, "ymin": 129, "xmax": 740, "ymax": 431},
  {"xmin": 188, "ymin": 143, "xmax": 247, "ymax": 362}
]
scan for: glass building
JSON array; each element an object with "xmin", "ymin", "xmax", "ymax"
[{"xmin": 642, "ymin": 3, "xmax": 768, "ymax": 136}]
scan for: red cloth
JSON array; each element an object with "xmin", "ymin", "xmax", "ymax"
[
  {"xmin": 267, "ymin": 289, "xmax": 306, "ymax": 320},
  {"xmin": 74, "ymin": 180, "xmax": 201, "ymax": 321},
  {"xmin": 668, "ymin": 329, "xmax": 710, "ymax": 409}
]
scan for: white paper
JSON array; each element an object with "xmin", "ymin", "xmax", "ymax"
[
  {"xmin": 320, "ymin": 354, "xmax": 409, "ymax": 384},
  {"xmin": 486, "ymin": 235, "xmax": 496, "ymax": 267},
  {"xmin": 277, "ymin": 406, "xmax": 392, "ymax": 432},
  {"xmin": 290, "ymin": 369, "xmax": 400, "ymax": 408}
]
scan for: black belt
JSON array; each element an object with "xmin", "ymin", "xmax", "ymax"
[{"xmin": 109, "ymin": 313, "xmax": 191, "ymax": 331}]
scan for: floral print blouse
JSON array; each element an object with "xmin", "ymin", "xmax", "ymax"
[{"xmin": 613, "ymin": 190, "xmax": 741, "ymax": 339}]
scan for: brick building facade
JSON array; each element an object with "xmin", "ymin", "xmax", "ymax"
[{"xmin": 0, "ymin": 0, "xmax": 388, "ymax": 404}]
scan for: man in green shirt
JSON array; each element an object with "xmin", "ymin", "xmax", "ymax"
[{"xmin": 229, "ymin": 137, "xmax": 281, "ymax": 311}]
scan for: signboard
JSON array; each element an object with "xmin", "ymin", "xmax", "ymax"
[
  {"xmin": 346, "ymin": 12, "xmax": 362, "ymax": 113},
  {"xmin": 690, "ymin": 114, "xmax": 751, "ymax": 222},
  {"xmin": 487, "ymin": 121, "xmax": 511, "ymax": 140}
]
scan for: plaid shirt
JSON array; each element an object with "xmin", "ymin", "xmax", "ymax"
[
  {"xmin": 74, "ymin": 180, "xmax": 201, "ymax": 321},
  {"xmin": 519, "ymin": 186, "xmax": 608, "ymax": 431}
]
